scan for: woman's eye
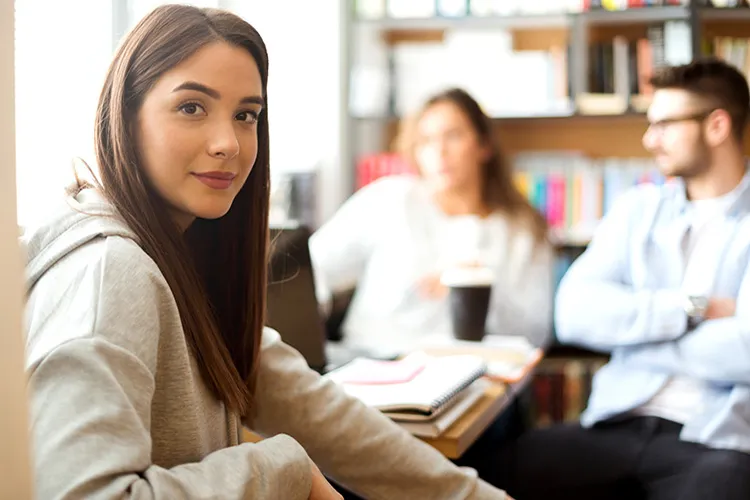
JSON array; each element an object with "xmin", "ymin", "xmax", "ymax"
[
  {"xmin": 236, "ymin": 111, "xmax": 259, "ymax": 124},
  {"xmin": 178, "ymin": 102, "xmax": 205, "ymax": 116}
]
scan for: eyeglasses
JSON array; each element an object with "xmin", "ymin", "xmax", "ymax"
[{"xmin": 646, "ymin": 109, "xmax": 716, "ymax": 135}]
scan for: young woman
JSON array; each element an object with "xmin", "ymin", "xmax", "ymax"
[
  {"xmin": 22, "ymin": 5, "xmax": 509, "ymax": 499},
  {"xmin": 311, "ymin": 88, "xmax": 554, "ymax": 352}
]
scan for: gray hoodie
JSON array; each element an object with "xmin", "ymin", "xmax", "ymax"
[{"xmin": 22, "ymin": 187, "xmax": 506, "ymax": 499}]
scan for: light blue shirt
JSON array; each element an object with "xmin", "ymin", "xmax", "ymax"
[{"xmin": 555, "ymin": 169, "xmax": 750, "ymax": 453}]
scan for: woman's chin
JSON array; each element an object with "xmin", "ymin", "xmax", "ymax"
[{"xmin": 190, "ymin": 202, "xmax": 234, "ymax": 221}]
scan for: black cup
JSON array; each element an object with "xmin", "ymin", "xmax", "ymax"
[{"xmin": 447, "ymin": 284, "xmax": 491, "ymax": 341}]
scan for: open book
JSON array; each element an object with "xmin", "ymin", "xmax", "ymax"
[{"xmin": 325, "ymin": 352, "xmax": 486, "ymax": 418}]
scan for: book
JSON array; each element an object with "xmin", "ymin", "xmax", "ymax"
[
  {"xmin": 325, "ymin": 352, "xmax": 487, "ymax": 418},
  {"xmin": 418, "ymin": 335, "xmax": 544, "ymax": 384},
  {"xmin": 326, "ymin": 351, "xmax": 427, "ymax": 385},
  {"xmin": 393, "ymin": 378, "xmax": 491, "ymax": 437}
]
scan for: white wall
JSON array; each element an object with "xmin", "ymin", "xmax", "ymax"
[
  {"xmin": 1, "ymin": 0, "xmax": 33, "ymax": 497},
  {"xmin": 224, "ymin": 0, "xmax": 350, "ymax": 224},
  {"xmin": 14, "ymin": 0, "xmax": 113, "ymax": 226},
  {"xmin": 16, "ymin": 0, "xmax": 351, "ymax": 228}
]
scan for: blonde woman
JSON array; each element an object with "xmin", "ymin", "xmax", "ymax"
[{"xmin": 311, "ymin": 88, "xmax": 554, "ymax": 352}]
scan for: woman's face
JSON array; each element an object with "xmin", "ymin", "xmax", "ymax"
[
  {"xmin": 413, "ymin": 101, "xmax": 489, "ymax": 195},
  {"xmin": 135, "ymin": 41, "xmax": 264, "ymax": 230}
]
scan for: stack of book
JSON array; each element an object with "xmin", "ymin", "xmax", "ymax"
[
  {"xmin": 529, "ymin": 355, "xmax": 608, "ymax": 427},
  {"xmin": 326, "ymin": 337, "xmax": 547, "ymax": 437},
  {"xmin": 325, "ymin": 352, "xmax": 488, "ymax": 437}
]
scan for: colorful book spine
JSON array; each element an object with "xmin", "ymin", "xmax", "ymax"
[{"xmin": 514, "ymin": 158, "xmax": 665, "ymax": 243}]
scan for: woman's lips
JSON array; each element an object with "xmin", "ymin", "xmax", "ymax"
[{"xmin": 192, "ymin": 171, "xmax": 236, "ymax": 190}]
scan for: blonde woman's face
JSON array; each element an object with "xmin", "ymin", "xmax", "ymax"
[
  {"xmin": 413, "ymin": 101, "xmax": 488, "ymax": 194},
  {"xmin": 135, "ymin": 41, "xmax": 264, "ymax": 230}
]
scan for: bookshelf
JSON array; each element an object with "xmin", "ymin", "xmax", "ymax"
[
  {"xmin": 345, "ymin": 1, "xmax": 750, "ymax": 428},
  {"xmin": 346, "ymin": 1, "xmax": 750, "ymax": 247}
]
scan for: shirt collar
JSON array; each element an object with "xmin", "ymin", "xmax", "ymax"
[{"xmin": 673, "ymin": 162, "xmax": 750, "ymax": 217}]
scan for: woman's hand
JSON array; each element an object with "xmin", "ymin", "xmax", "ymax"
[
  {"xmin": 309, "ymin": 461, "xmax": 344, "ymax": 500},
  {"xmin": 417, "ymin": 274, "xmax": 448, "ymax": 300}
]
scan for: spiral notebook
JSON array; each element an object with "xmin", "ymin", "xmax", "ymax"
[
  {"xmin": 325, "ymin": 352, "xmax": 487, "ymax": 418},
  {"xmin": 394, "ymin": 378, "xmax": 490, "ymax": 436}
]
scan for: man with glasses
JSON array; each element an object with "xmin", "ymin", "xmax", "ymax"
[{"xmin": 494, "ymin": 58, "xmax": 750, "ymax": 500}]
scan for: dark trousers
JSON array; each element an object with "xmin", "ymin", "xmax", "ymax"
[{"xmin": 489, "ymin": 416, "xmax": 750, "ymax": 500}]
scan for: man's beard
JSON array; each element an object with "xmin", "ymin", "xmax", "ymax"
[{"xmin": 661, "ymin": 136, "xmax": 712, "ymax": 179}]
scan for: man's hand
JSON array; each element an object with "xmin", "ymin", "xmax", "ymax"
[
  {"xmin": 309, "ymin": 461, "xmax": 344, "ymax": 500},
  {"xmin": 706, "ymin": 298, "xmax": 736, "ymax": 320}
]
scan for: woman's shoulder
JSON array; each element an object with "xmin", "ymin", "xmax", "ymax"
[
  {"xmin": 24, "ymin": 228, "xmax": 174, "ymax": 376},
  {"xmin": 354, "ymin": 174, "xmax": 421, "ymax": 202},
  {"xmin": 330, "ymin": 174, "xmax": 423, "ymax": 226}
]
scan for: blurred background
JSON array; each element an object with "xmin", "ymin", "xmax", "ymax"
[{"xmin": 12, "ymin": 0, "xmax": 750, "ymax": 428}]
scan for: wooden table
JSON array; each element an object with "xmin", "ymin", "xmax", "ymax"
[
  {"xmin": 418, "ymin": 379, "xmax": 508, "ymax": 458},
  {"xmin": 417, "ymin": 341, "xmax": 539, "ymax": 458}
]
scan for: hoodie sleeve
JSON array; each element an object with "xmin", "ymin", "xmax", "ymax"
[
  {"xmin": 25, "ymin": 238, "xmax": 313, "ymax": 500},
  {"xmin": 248, "ymin": 328, "xmax": 506, "ymax": 500}
]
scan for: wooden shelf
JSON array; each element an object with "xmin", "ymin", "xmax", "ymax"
[
  {"xmin": 355, "ymin": 14, "xmax": 572, "ymax": 31},
  {"xmin": 699, "ymin": 7, "xmax": 750, "ymax": 22},
  {"xmin": 496, "ymin": 112, "xmax": 645, "ymax": 123},
  {"xmin": 496, "ymin": 113, "xmax": 650, "ymax": 158},
  {"xmin": 580, "ymin": 6, "xmax": 689, "ymax": 25},
  {"xmin": 376, "ymin": 112, "xmax": 651, "ymax": 158},
  {"xmin": 355, "ymin": 6, "xmax": 708, "ymax": 31},
  {"xmin": 353, "ymin": 112, "xmax": 643, "ymax": 123}
]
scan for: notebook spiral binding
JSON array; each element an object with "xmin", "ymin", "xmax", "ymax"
[{"xmin": 428, "ymin": 362, "xmax": 488, "ymax": 411}]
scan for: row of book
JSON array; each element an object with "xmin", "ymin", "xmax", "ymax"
[
  {"xmin": 527, "ymin": 356, "xmax": 608, "ymax": 428},
  {"xmin": 578, "ymin": 20, "xmax": 691, "ymax": 114},
  {"xmin": 351, "ymin": 20, "xmax": 687, "ymax": 119},
  {"xmin": 588, "ymin": 23, "xmax": 689, "ymax": 96},
  {"xmin": 355, "ymin": 153, "xmax": 413, "ymax": 189},
  {"xmin": 708, "ymin": 36, "xmax": 750, "ymax": 83},
  {"xmin": 513, "ymin": 154, "xmax": 665, "ymax": 244},
  {"xmin": 579, "ymin": 1, "xmax": 737, "ymax": 11}
]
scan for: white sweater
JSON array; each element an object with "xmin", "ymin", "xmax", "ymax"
[{"xmin": 310, "ymin": 175, "xmax": 554, "ymax": 351}]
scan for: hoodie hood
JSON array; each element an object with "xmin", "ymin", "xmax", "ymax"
[{"xmin": 22, "ymin": 187, "xmax": 139, "ymax": 293}]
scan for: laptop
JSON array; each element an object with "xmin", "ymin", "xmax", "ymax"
[{"xmin": 267, "ymin": 222, "xmax": 383, "ymax": 373}]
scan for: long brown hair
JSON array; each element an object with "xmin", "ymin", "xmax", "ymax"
[
  {"xmin": 93, "ymin": 5, "xmax": 269, "ymax": 416},
  {"xmin": 396, "ymin": 88, "xmax": 548, "ymax": 244}
]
